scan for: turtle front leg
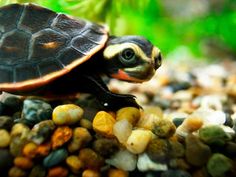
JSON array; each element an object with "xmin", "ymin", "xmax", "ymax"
[{"xmin": 81, "ymin": 75, "xmax": 141, "ymax": 110}]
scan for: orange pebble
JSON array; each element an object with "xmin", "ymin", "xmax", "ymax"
[
  {"xmin": 82, "ymin": 169, "xmax": 101, "ymax": 177},
  {"xmin": 51, "ymin": 126, "xmax": 72, "ymax": 149},
  {"xmin": 36, "ymin": 142, "xmax": 51, "ymax": 156},
  {"xmin": 183, "ymin": 116, "xmax": 203, "ymax": 132},
  {"xmin": 23, "ymin": 142, "xmax": 38, "ymax": 158},
  {"xmin": 108, "ymin": 169, "xmax": 128, "ymax": 177},
  {"xmin": 47, "ymin": 166, "xmax": 68, "ymax": 177},
  {"xmin": 14, "ymin": 156, "xmax": 33, "ymax": 169}
]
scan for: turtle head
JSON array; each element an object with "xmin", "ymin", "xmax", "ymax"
[{"xmin": 103, "ymin": 36, "xmax": 162, "ymax": 83}]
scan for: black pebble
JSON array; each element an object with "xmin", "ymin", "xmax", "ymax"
[
  {"xmin": 0, "ymin": 116, "xmax": 14, "ymax": 131},
  {"xmin": 3, "ymin": 96, "xmax": 23, "ymax": 115}
]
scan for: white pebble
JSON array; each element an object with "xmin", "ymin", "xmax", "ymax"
[
  {"xmin": 105, "ymin": 149, "xmax": 137, "ymax": 171},
  {"xmin": 137, "ymin": 153, "xmax": 168, "ymax": 171},
  {"xmin": 126, "ymin": 129, "xmax": 152, "ymax": 154},
  {"xmin": 113, "ymin": 119, "xmax": 132, "ymax": 144}
]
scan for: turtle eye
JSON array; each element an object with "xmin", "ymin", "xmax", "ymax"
[{"xmin": 120, "ymin": 48, "xmax": 136, "ymax": 65}]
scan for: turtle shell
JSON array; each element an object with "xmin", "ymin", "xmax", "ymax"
[{"xmin": 0, "ymin": 3, "xmax": 108, "ymax": 92}]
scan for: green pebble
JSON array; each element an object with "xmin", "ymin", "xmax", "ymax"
[
  {"xmin": 207, "ymin": 153, "xmax": 233, "ymax": 177},
  {"xmin": 199, "ymin": 125, "xmax": 231, "ymax": 146},
  {"xmin": 43, "ymin": 148, "xmax": 68, "ymax": 168},
  {"xmin": 29, "ymin": 165, "xmax": 46, "ymax": 177},
  {"xmin": 152, "ymin": 118, "xmax": 176, "ymax": 138}
]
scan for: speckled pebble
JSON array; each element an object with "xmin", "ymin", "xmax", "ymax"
[
  {"xmin": 52, "ymin": 104, "xmax": 84, "ymax": 125},
  {"xmin": 106, "ymin": 149, "xmax": 137, "ymax": 171},
  {"xmin": 14, "ymin": 156, "xmax": 34, "ymax": 169},
  {"xmin": 67, "ymin": 127, "xmax": 92, "ymax": 153},
  {"xmin": 0, "ymin": 129, "xmax": 11, "ymax": 147},
  {"xmin": 185, "ymin": 134, "xmax": 211, "ymax": 166},
  {"xmin": 47, "ymin": 166, "xmax": 68, "ymax": 177},
  {"xmin": 207, "ymin": 153, "xmax": 233, "ymax": 177},
  {"xmin": 30, "ymin": 120, "xmax": 56, "ymax": 144},
  {"xmin": 137, "ymin": 153, "xmax": 168, "ymax": 171},
  {"xmin": 0, "ymin": 116, "xmax": 14, "ymax": 130},
  {"xmin": 78, "ymin": 148, "xmax": 104, "ymax": 169},
  {"xmin": 93, "ymin": 138, "xmax": 119, "ymax": 157},
  {"xmin": 8, "ymin": 166, "xmax": 27, "ymax": 177},
  {"xmin": 199, "ymin": 125, "xmax": 231, "ymax": 146},
  {"xmin": 116, "ymin": 107, "xmax": 141, "ymax": 126},
  {"xmin": 161, "ymin": 169, "xmax": 191, "ymax": 177},
  {"xmin": 22, "ymin": 99, "xmax": 52, "ymax": 126},
  {"xmin": 66, "ymin": 155, "xmax": 84, "ymax": 174},
  {"xmin": 152, "ymin": 118, "xmax": 176, "ymax": 138},
  {"xmin": 51, "ymin": 126, "xmax": 72, "ymax": 149},
  {"xmin": 43, "ymin": 148, "xmax": 68, "ymax": 168},
  {"xmin": 92, "ymin": 111, "xmax": 116, "ymax": 137},
  {"xmin": 126, "ymin": 129, "xmax": 152, "ymax": 154}
]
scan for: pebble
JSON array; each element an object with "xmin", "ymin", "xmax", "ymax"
[
  {"xmin": 0, "ymin": 116, "xmax": 14, "ymax": 130},
  {"xmin": 113, "ymin": 119, "xmax": 132, "ymax": 144},
  {"xmin": 108, "ymin": 169, "xmax": 128, "ymax": 177},
  {"xmin": 78, "ymin": 148, "xmax": 104, "ymax": 169},
  {"xmin": 22, "ymin": 142, "xmax": 38, "ymax": 159},
  {"xmin": 224, "ymin": 142, "xmax": 236, "ymax": 157},
  {"xmin": 116, "ymin": 107, "xmax": 141, "ymax": 126},
  {"xmin": 126, "ymin": 129, "xmax": 152, "ymax": 154},
  {"xmin": 169, "ymin": 158, "xmax": 191, "ymax": 171},
  {"xmin": 43, "ymin": 148, "xmax": 68, "ymax": 168},
  {"xmin": 80, "ymin": 118, "xmax": 93, "ymax": 129},
  {"xmin": 93, "ymin": 138, "xmax": 119, "ymax": 157},
  {"xmin": 10, "ymin": 136, "xmax": 28, "ymax": 157},
  {"xmin": 161, "ymin": 169, "xmax": 192, "ymax": 177},
  {"xmin": 8, "ymin": 166, "xmax": 27, "ymax": 177},
  {"xmin": 199, "ymin": 125, "xmax": 231, "ymax": 146},
  {"xmin": 0, "ymin": 149, "xmax": 14, "ymax": 174},
  {"xmin": 106, "ymin": 149, "xmax": 137, "ymax": 171},
  {"xmin": 152, "ymin": 118, "xmax": 176, "ymax": 138},
  {"xmin": 185, "ymin": 134, "xmax": 211, "ymax": 166},
  {"xmin": 35, "ymin": 142, "xmax": 51, "ymax": 157},
  {"xmin": 51, "ymin": 126, "xmax": 72, "ymax": 149},
  {"xmin": 3, "ymin": 96, "xmax": 23, "ymax": 115},
  {"xmin": 30, "ymin": 120, "xmax": 56, "ymax": 144},
  {"xmin": 52, "ymin": 104, "xmax": 84, "ymax": 125},
  {"xmin": 29, "ymin": 165, "xmax": 46, "ymax": 177},
  {"xmin": 0, "ymin": 101, "xmax": 5, "ymax": 115},
  {"xmin": 10, "ymin": 123, "xmax": 30, "ymax": 137},
  {"xmin": 168, "ymin": 139, "xmax": 185, "ymax": 158},
  {"xmin": 14, "ymin": 156, "xmax": 34, "ymax": 169},
  {"xmin": 47, "ymin": 166, "xmax": 68, "ymax": 177},
  {"xmin": 22, "ymin": 99, "xmax": 52, "ymax": 126},
  {"xmin": 67, "ymin": 127, "xmax": 92, "ymax": 153},
  {"xmin": 82, "ymin": 169, "xmax": 101, "ymax": 177},
  {"xmin": 92, "ymin": 111, "xmax": 116, "ymax": 137},
  {"xmin": 66, "ymin": 155, "xmax": 84, "ymax": 174},
  {"xmin": 0, "ymin": 129, "xmax": 11, "ymax": 147},
  {"xmin": 146, "ymin": 138, "xmax": 169, "ymax": 162},
  {"xmin": 207, "ymin": 153, "xmax": 233, "ymax": 177},
  {"xmin": 172, "ymin": 117, "xmax": 185, "ymax": 127},
  {"xmin": 137, "ymin": 153, "xmax": 168, "ymax": 171}
]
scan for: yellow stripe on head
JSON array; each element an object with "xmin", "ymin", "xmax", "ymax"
[{"xmin": 103, "ymin": 42, "xmax": 150, "ymax": 62}]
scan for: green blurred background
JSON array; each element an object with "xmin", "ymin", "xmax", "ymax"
[{"xmin": 1, "ymin": 0, "xmax": 236, "ymax": 60}]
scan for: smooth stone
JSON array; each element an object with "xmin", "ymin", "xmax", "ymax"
[
  {"xmin": 10, "ymin": 136, "xmax": 28, "ymax": 156},
  {"xmin": 106, "ymin": 149, "xmax": 137, "ymax": 171},
  {"xmin": 137, "ymin": 153, "xmax": 167, "ymax": 171},
  {"xmin": 93, "ymin": 138, "xmax": 119, "ymax": 158},
  {"xmin": 172, "ymin": 117, "xmax": 185, "ymax": 127},
  {"xmin": 0, "ymin": 149, "xmax": 14, "ymax": 174},
  {"xmin": 151, "ymin": 118, "xmax": 176, "ymax": 138},
  {"xmin": 29, "ymin": 120, "xmax": 56, "ymax": 144},
  {"xmin": 199, "ymin": 125, "xmax": 231, "ymax": 146},
  {"xmin": 185, "ymin": 134, "xmax": 211, "ymax": 166},
  {"xmin": 207, "ymin": 153, "xmax": 233, "ymax": 177},
  {"xmin": 0, "ymin": 129, "xmax": 11, "ymax": 147},
  {"xmin": 22, "ymin": 99, "xmax": 52, "ymax": 126},
  {"xmin": 116, "ymin": 107, "xmax": 141, "ymax": 126},
  {"xmin": 66, "ymin": 155, "xmax": 84, "ymax": 174},
  {"xmin": 113, "ymin": 119, "xmax": 132, "ymax": 144},
  {"xmin": 161, "ymin": 169, "xmax": 191, "ymax": 177},
  {"xmin": 29, "ymin": 165, "xmax": 46, "ymax": 177},
  {"xmin": 0, "ymin": 116, "xmax": 14, "ymax": 130},
  {"xmin": 3, "ymin": 96, "xmax": 23, "ymax": 115},
  {"xmin": 8, "ymin": 166, "xmax": 27, "ymax": 177},
  {"xmin": 43, "ymin": 148, "xmax": 68, "ymax": 168},
  {"xmin": 169, "ymin": 140, "xmax": 185, "ymax": 158}
]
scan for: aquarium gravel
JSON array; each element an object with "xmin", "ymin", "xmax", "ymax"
[{"xmin": 0, "ymin": 59, "xmax": 236, "ymax": 177}]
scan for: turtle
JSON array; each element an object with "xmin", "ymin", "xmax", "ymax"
[{"xmin": 0, "ymin": 3, "xmax": 162, "ymax": 110}]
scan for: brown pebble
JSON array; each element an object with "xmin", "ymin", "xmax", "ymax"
[
  {"xmin": 47, "ymin": 166, "xmax": 68, "ymax": 177},
  {"xmin": 51, "ymin": 126, "xmax": 72, "ymax": 149},
  {"xmin": 82, "ymin": 169, "xmax": 101, "ymax": 177},
  {"xmin": 8, "ymin": 166, "xmax": 27, "ymax": 177},
  {"xmin": 22, "ymin": 142, "xmax": 38, "ymax": 159},
  {"xmin": 14, "ymin": 156, "xmax": 33, "ymax": 169},
  {"xmin": 78, "ymin": 148, "xmax": 104, "ymax": 169},
  {"xmin": 108, "ymin": 168, "xmax": 128, "ymax": 177}
]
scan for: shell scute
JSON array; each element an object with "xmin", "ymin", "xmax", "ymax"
[
  {"xmin": 38, "ymin": 59, "xmax": 64, "ymax": 76},
  {"xmin": 15, "ymin": 64, "xmax": 40, "ymax": 82},
  {"xmin": 0, "ymin": 66, "xmax": 13, "ymax": 83},
  {"xmin": 30, "ymin": 29, "xmax": 68, "ymax": 60},
  {"xmin": 18, "ymin": 4, "xmax": 57, "ymax": 33},
  {"xmin": 0, "ymin": 29, "xmax": 30, "ymax": 64},
  {"xmin": 58, "ymin": 47, "xmax": 85, "ymax": 66},
  {"xmin": 72, "ymin": 36, "xmax": 98, "ymax": 55}
]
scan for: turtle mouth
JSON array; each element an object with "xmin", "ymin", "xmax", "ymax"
[{"xmin": 111, "ymin": 64, "xmax": 155, "ymax": 83}]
